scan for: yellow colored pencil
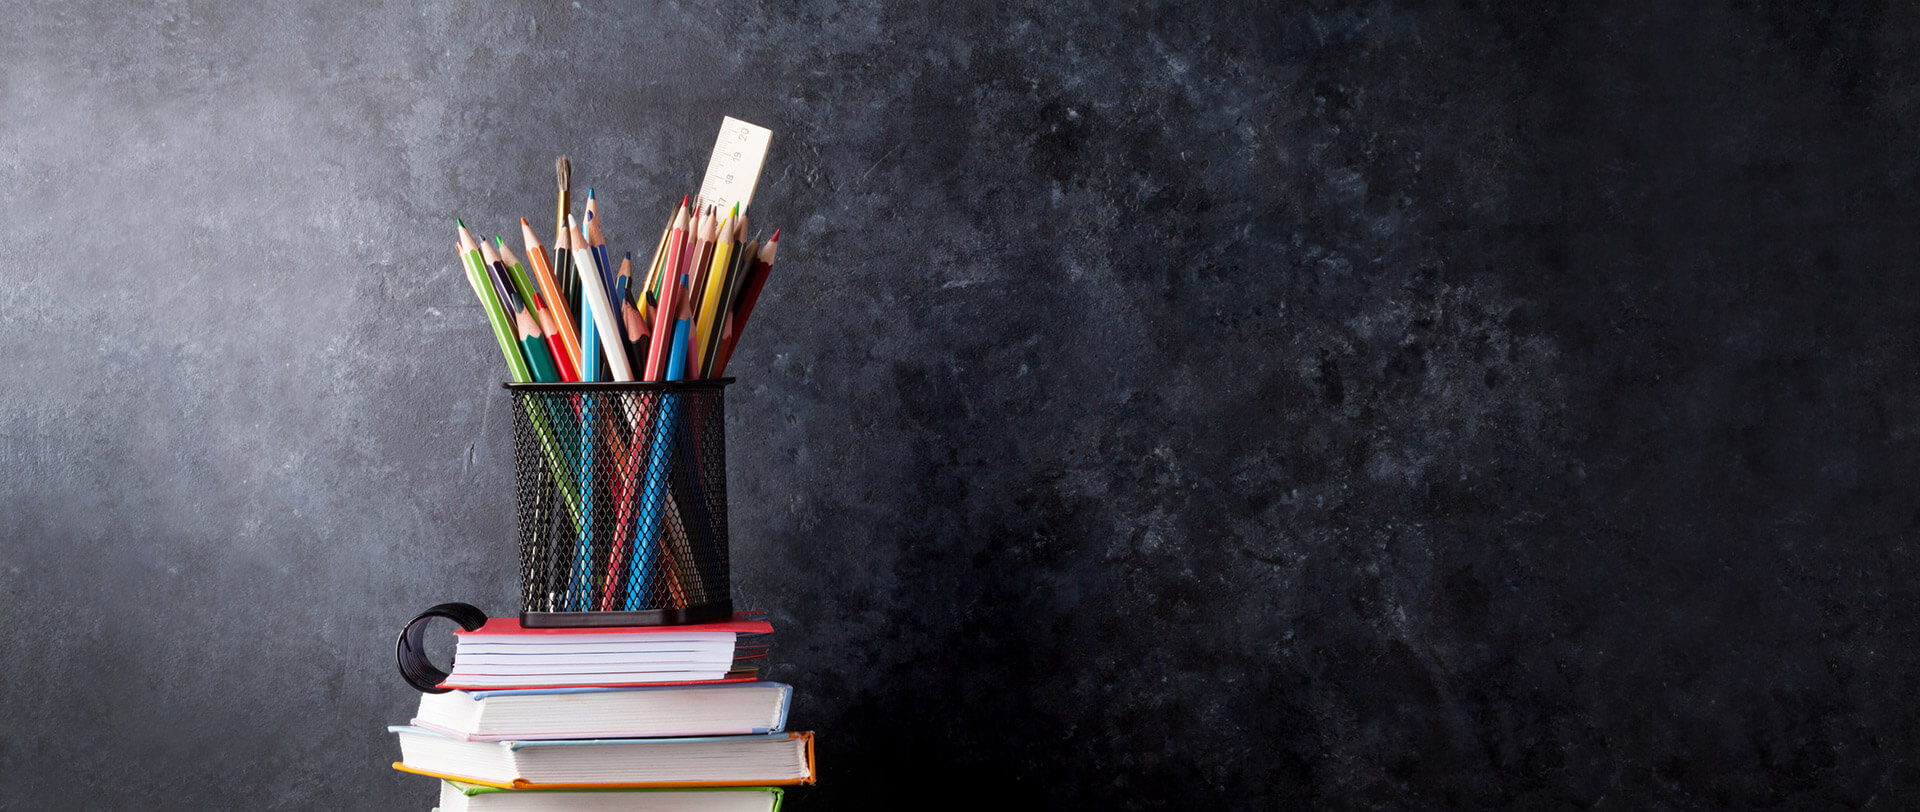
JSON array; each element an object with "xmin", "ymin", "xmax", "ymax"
[{"xmin": 692, "ymin": 208, "xmax": 738, "ymax": 375}]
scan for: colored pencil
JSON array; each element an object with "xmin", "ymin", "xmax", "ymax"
[
  {"xmin": 709, "ymin": 236, "xmax": 757, "ymax": 376},
  {"xmin": 563, "ymin": 224, "xmax": 603, "ymax": 382},
  {"xmin": 532, "ymin": 295, "xmax": 578, "ymax": 382},
  {"xmin": 692, "ymin": 206, "xmax": 738, "ymax": 374},
  {"xmin": 463, "ymin": 223, "xmax": 581, "ymax": 545},
  {"xmin": 614, "ymin": 253, "xmax": 643, "ymax": 374},
  {"xmin": 587, "ymin": 189, "xmax": 615, "ymax": 300},
  {"xmin": 644, "ymin": 200, "xmax": 691, "ymax": 381},
  {"xmin": 479, "ymin": 239, "xmax": 525, "ymax": 333},
  {"xmin": 684, "ymin": 207, "xmax": 717, "ymax": 305},
  {"xmin": 708, "ymin": 213, "xmax": 751, "ymax": 376},
  {"xmin": 457, "ymin": 221, "xmax": 530, "ymax": 383},
  {"xmin": 623, "ymin": 295, "xmax": 649, "ymax": 378},
  {"xmin": 499, "ymin": 238, "xmax": 579, "ymax": 383},
  {"xmin": 715, "ymin": 230, "xmax": 779, "ymax": 376},
  {"xmin": 625, "ymin": 295, "xmax": 695, "ymax": 611},
  {"xmin": 637, "ymin": 217, "xmax": 671, "ymax": 327},
  {"xmin": 686, "ymin": 208, "xmax": 726, "ymax": 350},
  {"xmin": 585, "ymin": 199, "xmax": 616, "ymax": 382},
  {"xmin": 570, "ymin": 215, "xmax": 635, "ymax": 382},
  {"xmin": 520, "ymin": 218, "xmax": 584, "ymax": 376},
  {"xmin": 515, "ymin": 308, "xmax": 562, "ymax": 384},
  {"xmin": 489, "ymin": 233, "xmax": 595, "ymax": 598},
  {"xmin": 494, "ymin": 237, "xmax": 542, "ymax": 330}
]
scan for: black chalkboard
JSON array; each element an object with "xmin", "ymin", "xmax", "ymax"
[{"xmin": 4, "ymin": 2, "xmax": 1917, "ymax": 808}]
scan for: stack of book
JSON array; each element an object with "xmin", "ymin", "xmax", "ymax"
[{"xmin": 390, "ymin": 612, "xmax": 814, "ymax": 811}]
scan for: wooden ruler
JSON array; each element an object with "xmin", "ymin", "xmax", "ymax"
[{"xmin": 694, "ymin": 116, "xmax": 773, "ymax": 215}]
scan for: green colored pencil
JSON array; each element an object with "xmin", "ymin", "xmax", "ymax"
[{"xmin": 458, "ymin": 221, "xmax": 530, "ymax": 383}]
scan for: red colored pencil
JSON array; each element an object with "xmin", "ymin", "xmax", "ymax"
[
  {"xmin": 714, "ymin": 230, "xmax": 779, "ymax": 376},
  {"xmin": 643, "ymin": 199, "xmax": 691, "ymax": 381}
]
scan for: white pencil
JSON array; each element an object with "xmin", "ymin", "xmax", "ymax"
[{"xmin": 568, "ymin": 215, "xmax": 634, "ymax": 381}]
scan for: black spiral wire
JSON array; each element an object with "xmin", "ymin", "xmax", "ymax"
[{"xmin": 395, "ymin": 602, "xmax": 488, "ymax": 693}]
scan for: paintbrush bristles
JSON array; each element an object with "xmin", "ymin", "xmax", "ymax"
[{"xmin": 556, "ymin": 156, "xmax": 571, "ymax": 191}]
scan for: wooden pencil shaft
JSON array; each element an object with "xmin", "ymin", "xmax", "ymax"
[
  {"xmin": 516, "ymin": 315, "xmax": 561, "ymax": 383},
  {"xmin": 715, "ymin": 235, "xmax": 778, "ymax": 376},
  {"xmin": 460, "ymin": 245, "xmax": 530, "ymax": 383},
  {"xmin": 535, "ymin": 306, "xmax": 579, "ymax": 382},
  {"xmin": 641, "ymin": 205, "xmax": 689, "ymax": 379},
  {"xmin": 612, "ymin": 265, "xmax": 633, "ymax": 371},
  {"xmin": 504, "ymin": 260, "xmax": 542, "ymax": 324},
  {"xmin": 707, "ymin": 238, "xmax": 758, "ymax": 377},
  {"xmin": 639, "ymin": 223, "xmax": 670, "ymax": 322},
  {"xmin": 522, "ymin": 219, "xmax": 584, "ymax": 374},
  {"xmin": 570, "ymin": 217, "xmax": 635, "ymax": 382},
  {"xmin": 713, "ymin": 233, "xmax": 753, "ymax": 358},
  {"xmin": 488, "ymin": 260, "xmax": 524, "ymax": 314},
  {"xmin": 691, "ymin": 224, "xmax": 736, "ymax": 375}
]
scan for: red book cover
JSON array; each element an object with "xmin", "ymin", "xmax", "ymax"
[
  {"xmin": 437, "ymin": 611, "xmax": 773, "ymax": 690},
  {"xmin": 456, "ymin": 612, "xmax": 774, "ymax": 637}
]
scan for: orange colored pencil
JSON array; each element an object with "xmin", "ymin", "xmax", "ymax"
[
  {"xmin": 521, "ymin": 218, "xmax": 584, "ymax": 375},
  {"xmin": 498, "ymin": 239, "xmax": 579, "ymax": 383}
]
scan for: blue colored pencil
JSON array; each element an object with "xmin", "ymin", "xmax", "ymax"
[
  {"xmin": 624, "ymin": 313, "xmax": 691, "ymax": 610},
  {"xmin": 566, "ymin": 222, "xmax": 602, "ymax": 385}
]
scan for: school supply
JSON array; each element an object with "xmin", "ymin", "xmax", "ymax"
[
  {"xmin": 645, "ymin": 202, "xmax": 692, "ymax": 381},
  {"xmin": 459, "ymin": 222, "xmax": 532, "ymax": 383},
  {"xmin": 437, "ymin": 614, "xmax": 770, "ymax": 690},
  {"xmin": 414, "ymin": 118, "xmax": 809, "ymax": 807},
  {"xmin": 554, "ymin": 157, "xmax": 576, "ymax": 318},
  {"xmin": 391, "ymin": 728, "xmax": 816, "ymax": 789},
  {"xmin": 411, "ymin": 682, "xmax": 792, "ymax": 741},
  {"xmin": 569, "ymin": 215, "xmax": 633, "ymax": 382},
  {"xmin": 436, "ymin": 782, "xmax": 784, "ymax": 812},
  {"xmin": 714, "ymin": 233, "xmax": 778, "ymax": 376},
  {"xmin": 694, "ymin": 117, "xmax": 773, "ymax": 215},
  {"xmin": 520, "ymin": 218, "xmax": 584, "ymax": 376}
]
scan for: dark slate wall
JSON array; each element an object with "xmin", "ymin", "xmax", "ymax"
[{"xmin": 4, "ymin": 1, "xmax": 1918, "ymax": 808}]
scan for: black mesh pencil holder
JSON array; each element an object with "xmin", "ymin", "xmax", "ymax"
[{"xmin": 505, "ymin": 380, "xmax": 734, "ymax": 628}]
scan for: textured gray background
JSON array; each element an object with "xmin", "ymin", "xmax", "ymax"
[{"xmin": 5, "ymin": 1, "xmax": 1920, "ymax": 809}]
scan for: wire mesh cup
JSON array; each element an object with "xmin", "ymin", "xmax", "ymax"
[{"xmin": 506, "ymin": 380, "xmax": 734, "ymax": 627}]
